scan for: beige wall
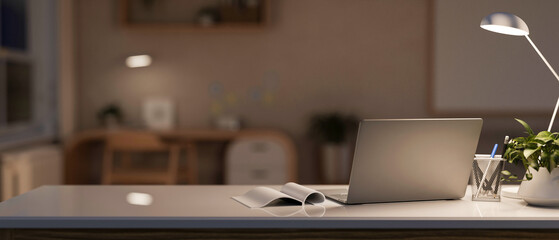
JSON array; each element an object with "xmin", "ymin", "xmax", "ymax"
[
  {"xmin": 59, "ymin": 0, "xmax": 76, "ymax": 139},
  {"xmin": 75, "ymin": 0, "xmax": 430, "ymax": 182},
  {"xmin": 76, "ymin": 0, "xmax": 429, "ymax": 131}
]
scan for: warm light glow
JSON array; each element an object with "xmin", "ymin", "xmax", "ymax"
[
  {"xmin": 126, "ymin": 192, "xmax": 153, "ymax": 206},
  {"xmin": 125, "ymin": 55, "xmax": 152, "ymax": 68},
  {"xmin": 480, "ymin": 25, "xmax": 528, "ymax": 36}
]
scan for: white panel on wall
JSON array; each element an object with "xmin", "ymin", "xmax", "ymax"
[
  {"xmin": 1, "ymin": 144, "xmax": 62, "ymax": 201},
  {"xmin": 433, "ymin": 0, "xmax": 559, "ymax": 114}
]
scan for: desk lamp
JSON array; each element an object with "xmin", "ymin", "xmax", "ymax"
[{"xmin": 481, "ymin": 12, "xmax": 559, "ymax": 131}]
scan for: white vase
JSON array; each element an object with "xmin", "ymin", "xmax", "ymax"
[{"xmin": 518, "ymin": 167, "xmax": 559, "ymax": 207}]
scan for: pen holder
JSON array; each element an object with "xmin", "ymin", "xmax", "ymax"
[{"xmin": 470, "ymin": 154, "xmax": 505, "ymax": 202}]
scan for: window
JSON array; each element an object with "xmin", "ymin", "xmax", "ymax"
[{"xmin": 0, "ymin": 0, "xmax": 57, "ymax": 149}]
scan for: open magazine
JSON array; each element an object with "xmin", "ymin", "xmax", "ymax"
[{"xmin": 232, "ymin": 182, "xmax": 325, "ymax": 208}]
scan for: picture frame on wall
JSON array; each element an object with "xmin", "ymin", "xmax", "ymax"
[{"xmin": 142, "ymin": 97, "xmax": 176, "ymax": 130}]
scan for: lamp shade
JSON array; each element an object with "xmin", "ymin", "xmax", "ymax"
[{"xmin": 480, "ymin": 12, "xmax": 529, "ymax": 36}]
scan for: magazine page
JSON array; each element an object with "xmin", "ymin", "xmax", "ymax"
[
  {"xmin": 232, "ymin": 183, "xmax": 325, "ymax": 208},
  {"xmin": 232, "ymin": 186, "xmax": 299, "ymax": 208},
  {"xmin": 280, "ymin": 182, "xmax": 325, "ymax": 206}
]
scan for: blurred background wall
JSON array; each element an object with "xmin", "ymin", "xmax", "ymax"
[{"xmin": 76, "ymin": 0, "xmax": 431, "ymax": 182}]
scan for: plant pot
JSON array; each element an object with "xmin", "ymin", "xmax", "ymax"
[
  {"xmin": 103, "ymin": 115, "xmax": 120, "ymax": 129},
  {"xmin": 320, "ymin": 144, "xmax": 351, "ymax": 184},
  {"xmin": 518, "ymin": 167, "xmax": 559, "ymax": 207}
]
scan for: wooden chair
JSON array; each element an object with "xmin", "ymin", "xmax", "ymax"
[{"xmin": 102, "ymin": 131, "xmax": 195, "ymax": 185}]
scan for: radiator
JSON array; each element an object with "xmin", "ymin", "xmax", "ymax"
[{"xmin": 1, "ymin": 144, "xmax": 62, "ymax": 201}]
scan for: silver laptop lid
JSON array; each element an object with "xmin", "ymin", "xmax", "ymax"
[{"xmin": 346, "ymin": 118, "xmax": 483, "ymax": 204}]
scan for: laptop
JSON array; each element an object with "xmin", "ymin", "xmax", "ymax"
[{"xmin": 320, "ymin": 118, "xmax": 483, "ymax": 204}]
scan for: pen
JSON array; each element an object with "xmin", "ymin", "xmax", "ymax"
[
  {"xmin": 493, "ymin": 136, "xmax": 509, "ymax": 194},
  {"xmin": 490, "ymin": 143, "xmax": 498, "ymax": 158}
]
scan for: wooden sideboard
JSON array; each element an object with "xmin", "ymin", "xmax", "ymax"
[{"xmin": 64, "ymin": 128, "xmax": 296, "ymax": 184}]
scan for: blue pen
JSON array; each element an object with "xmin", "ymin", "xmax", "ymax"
[{"xmin": 490, "ymin": 143, "xmax": 498, "ymax": 158}]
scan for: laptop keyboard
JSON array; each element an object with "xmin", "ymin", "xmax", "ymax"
[
  {"xmin": 328, "ymin": 193, "xmax": 348, "ymax": 202},
  {"xmin": 319, "ymin": 189, "xmax": 349, "ymax": 203}
]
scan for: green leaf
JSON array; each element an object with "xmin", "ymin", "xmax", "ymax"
[
  {"xmin": 516, "ymin": 118, "xmax": 534, "ymax": 136},
  {"xmin": 503, "ymin": 147, "xmax": 512, "ymax": 158},
  {"xmin": 528, "ymin": 157, "xmax": 539, "ymax": 169},
  {"xmin": 550, "ymin": 152, "xmax": 559, "ymax": 173},
  {"xmin": 536, "ymin": 131, "xmax": 552, "ymax": 137},
  {"xmin": 514, "ymin": 137, "xmax": 527, "ymax": 144},
  {"xmin": 524, "ymin": 148, "xmax": 539, "ymax": 159},
  {"xmin": 536, "ymin": 131, "xmax": 553, "ymax": 142},
  {"xmin": 526, "ymin": 172, "xmax": 533, "ymax": 180},
  {"xmin": 541, "ymin": 151, "xmax": 550, "ymax": 162},
  {"xmin": 501, "ymin": 170, "xmax": 512, "ymax": 176},
  {"xmin": 508, "ymin": 151, "xmax": 523, "ymax": 164},
  {"xmin": 526, "ymin": 143, "xmax": 538, "ymax": 149},
  {"xmin": 534, "ymin": 139, "xmax": 547, "ymax": 146},
  {"xmin": 543, "ymin": 150, "xmax": 554, "ymax": 173},
  {"xmin": 552, "ymin": 152, "xmax": 559, "ymax": 163}
]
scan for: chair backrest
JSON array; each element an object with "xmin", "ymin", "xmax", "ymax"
[
  {"xmin": 225, "ymin": 130, "xmax": 297, "ymax": 184},
  {"xmin": 106, "ymin": 131, "xmax": 167, "ymax": 151}
]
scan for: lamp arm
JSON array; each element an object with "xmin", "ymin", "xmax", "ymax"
[
  {"xmin": 549, "ymin": 97, "xmax": 559, "ymax": 132},
  {"xmin": 525, "ymin": 36, "xmax": 559, "ymax": 84},
  {"xmin": 525, "ymin": 35, "xmax": 559, "ymax": 131}
]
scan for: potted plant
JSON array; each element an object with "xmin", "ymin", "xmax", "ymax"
[
  {"xmin": 97, "ymin": 104, "xmax": 123, "ymax": 129},
  {"xmin": 504, "ymin": 118, "xmax": 559, "ymax": 206},
  {"xmin": 309, "ymin": 113, "xmax": 358, "ymax": 184}
]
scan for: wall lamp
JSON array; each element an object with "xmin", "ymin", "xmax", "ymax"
[{"xmin": 126, "ymin": 54, "xmax": 152, "ymax": 68}]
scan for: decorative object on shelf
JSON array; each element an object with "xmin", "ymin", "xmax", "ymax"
[
  {"xmin": 97, "ymin": 104, "xmax": 123, "ymax": 129},
  {"xmin": 481, "ymin": 12, "xmax": 559, "ymax": 207},
  {"xmin": 120, "ymin": 0, "xmax": 270, "ymax": 30},
  {"xmin": 142, "ymin": 97, "xmax": 176, "ymax": 130},
  {"xmin": 196, "ymin": 7, "xmax": 220, "ymax": 27},
  {"xmin": 309, "ymin": 113, "xmax": 358, "ymax": 184},
  {"xmin": 214, "ymin": 115, "xmax": 241, "ymax": 131},
  {"xmin": 504, "ymin": 119, "xmax": 559, "ymax": 207}
]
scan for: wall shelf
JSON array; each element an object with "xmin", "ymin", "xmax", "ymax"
[{"xmin": 120, "ymin": 0, "xmax": 270, "ymax": 31}]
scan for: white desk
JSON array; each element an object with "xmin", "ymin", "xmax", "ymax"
[{"xmin": 0, "ymin": 185, "xmax": 558, "ymax": 239}]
